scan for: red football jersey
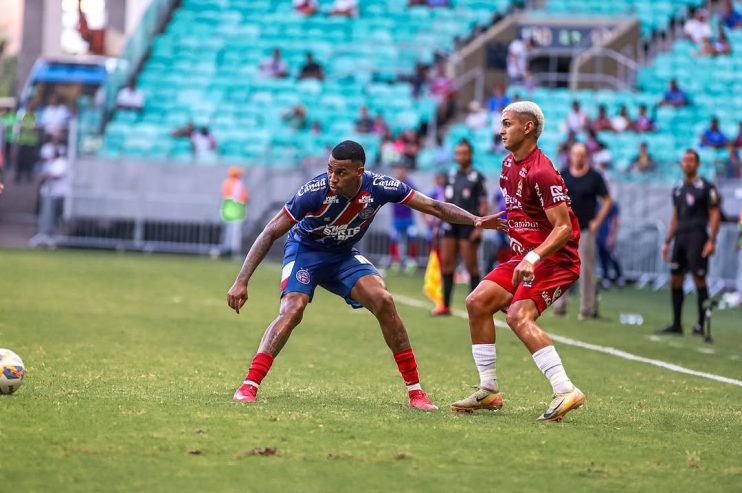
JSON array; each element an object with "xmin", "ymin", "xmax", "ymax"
[{"xmin": 500, "ymin": 147, "xmax": 581, "ymax": 273}]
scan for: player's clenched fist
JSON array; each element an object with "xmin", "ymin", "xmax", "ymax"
[
  {"xmin": 227, "ymin": 282, "xmax": 248, "ymax": 314},
  {"xmin": 512, "ymin": 259, "xmax": 535, "ymax": 287}
]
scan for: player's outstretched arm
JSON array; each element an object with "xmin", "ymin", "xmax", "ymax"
[
  {"xmin": 405, "ymin": 190, "xmax": 479, "ymax": 226},
  {"xmin": 227, "ymin": 211, "xmax": 293, "ymax": 314}
]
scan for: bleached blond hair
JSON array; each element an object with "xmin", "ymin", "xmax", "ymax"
[{"xmin": 503, "ymin": 101, "xmax": 545, "ymax": 139}]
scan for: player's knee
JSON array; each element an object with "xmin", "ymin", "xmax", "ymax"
[
  {"xmin": 466, "ymin": 291, "xmax": 488, "ymax": 316},
  {"xmin": 506, "ymin": 309, "xmax": 531, "ymax": 332},
  {"xmin": 281, "ymin": 299, "xmax": 306, "ymax": 326},
  {"xmin": 371, "ymin": 291, "xmax": 395, "ymax": 315}
]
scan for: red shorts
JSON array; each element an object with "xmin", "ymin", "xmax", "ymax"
[{"xmin": 483, "ymin": 258, "xmax": 579, "ymax": 314}]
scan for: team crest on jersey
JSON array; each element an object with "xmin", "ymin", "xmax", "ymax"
[
  {"xmin": 358, "ymin": 207, "xmax": 375, "ymax": 219},
  {"xmin": 296, "ymin": 269, "xmax": 311, "ymax": 284},
  {"xmin": 503, "ymin": 158, "xmax": 512, "ymax": 168},
  {"xmin": 468, "ymin": 171, "xmax": 479, "ymax": 182},
  {"xmin": 686, "ymin": 193, "xmax": 695, "ymax": 206}
]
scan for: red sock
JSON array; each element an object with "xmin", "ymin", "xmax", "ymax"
[
  {"xmin": 390, "ymin": 242, "xmax": 400, "ymax": 262},
  {"xmin": 243, "ymin": 352, "xmax": 274, "ymax": 389},
  {"xmin": 393, "ymin": 348, "xmax": 421, "ymax": 392}
]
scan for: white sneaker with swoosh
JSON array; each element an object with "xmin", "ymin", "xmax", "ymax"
[{"xmin": 537, "ymin": 387, "xmax": 585, "ymax": 422}]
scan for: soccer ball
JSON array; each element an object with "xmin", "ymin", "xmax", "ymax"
[{"xmin": 0, "ymin": 348, "xmax": 26, "ymax": 395}]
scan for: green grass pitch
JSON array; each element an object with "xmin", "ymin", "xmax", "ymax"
[{"xmin": 1, "ymin": 249, "xmax": 740, "ymax": 492}]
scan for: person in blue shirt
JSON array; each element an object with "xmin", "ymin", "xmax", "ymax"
[
  {"xmin": 659, "ymin": 79, "xmax": 688, "ymax": 108},
  {"xmin": 700, "ymin": 117, "xmax": 728, "ymax": 149},
  {"xmin": 389, "ymin": 164, "xmax": 419, "ymax": 273},
  {"xmin": 226, "ymin": 140, "xmax": 505, "ymax": 410}
]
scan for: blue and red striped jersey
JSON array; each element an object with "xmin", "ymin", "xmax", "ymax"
[{"xmin": 283, "ymin": 171, "xmax": 415, "ymax": 251}]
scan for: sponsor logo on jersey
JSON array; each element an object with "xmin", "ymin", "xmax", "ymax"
[
  {"xmin": 296, "ymin": 268, "xmax": 311, "ymax": 284},
  {"xmin": 516, "ymin": 180, "xmax": 524, "ymax": 197},
  {"xmin": 298, "ymin": 178, "xmax": 327, "ymax": 196},
  {"xmin": 503, "ymin": 158, "xmax": 512, "ymax": 168},
  {"xmin": 510, "ymin": 237, "xmax": 526, "ymax": 255},
  {"xmin": 323, "ymin": 224, "xmax": 362, "ymax": 240},
  {"xmin": 359, "ymin": 195, "xmax": 374, "ymax": 205},
  {"xmin": 519, "ymin": 167, "xmax": 528, "ymax": 178},
  {"xmin": 550, "ymin": 185, "xmax": 567, "ymax": 202},
  {"xmin": 500, "ymin": 174, "xmax": 508, "ymax": 182},
  {"xmin": 503, "ymin": 191, "xmax": 523, "ymax": 210},
  {"xmin": 534, "ymin": 183, "xmax": 544, "ymax": 207},
  {"xmin": 372, "ymin": 175, "xmax": 402, "ymax": 190},
  {"xmin": 358, "ymin": 207, "xmax": 375, "ymax": 219},
  {"xmin": 323, "ymin": 195, "xmax": 339, "ymax": 205},
  {"xmin": 508, "ymin": 219, "xmax": 539, "ymax": 230},
  {"xmin": 541, "ymin": 286, "xmax": 562, "ymax": 306}
]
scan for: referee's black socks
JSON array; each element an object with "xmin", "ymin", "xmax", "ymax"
[
  {"xmin": 442, "ymin": 273, "xmax": 454, "ymax": 309},
  {"xmin": 672, "ymin": 287, "xmax": 684, "ymax": 329}
]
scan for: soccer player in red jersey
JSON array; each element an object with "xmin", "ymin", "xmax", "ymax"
[
  {"xmin": 450, "ymin": 102, "xmax": 586, "ymax": 421},
  {"xmin": 227, "ymin": 141, "xmax": 495, "ymax": 411}
]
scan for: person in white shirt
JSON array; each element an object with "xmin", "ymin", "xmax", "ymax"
[
  {"xmin": 684, "ymin": 8, "xmax": 712, "ymax": 45},
  {"xmin": 507, "ymin": 37, "xmax": 531, "ymax": 83},
  {"xmin": 191, "ymin": 126, "xmax": 217, "ymax": 160},
  {"xmin": 465, "ymin": 100, "xmax": 489, "ymax": 130},
  {"xmin": 116, "ymin": 81, "xmax": 145, "ymax": 111},
  {"xmin": 565, "ymin": 100, "xmax": 589, "ymax": 133},
  {"xmin": 329, "ymin": 0, "xmax": 358, "ymax": 17},
  {"xmin": 30, "ymin": 148, "xmax": 69, "ymax": 245},
  {"xmin": 259, "ymin": 48, "xmax": 289, "ymax": 79},
  {"xmin": 611, "ymin": 105, "xmax": 633, "ymax": 133},
  {"xmin": 39, "ymin": 94, "xmax": 71, "ymax": 139}
]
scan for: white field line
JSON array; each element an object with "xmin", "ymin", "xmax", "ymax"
[{"xmin": 392, "ymin": 294, "xmax": 742, "ymax": 388}]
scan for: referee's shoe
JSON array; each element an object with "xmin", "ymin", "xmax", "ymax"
[{"xmin": 656, "ymin": 324, "xmax": 683, "ymax": 335}]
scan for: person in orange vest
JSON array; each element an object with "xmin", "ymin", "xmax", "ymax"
[{"xmin": 220, "ymin": 167, "xmax": 249, "ymax": 258}]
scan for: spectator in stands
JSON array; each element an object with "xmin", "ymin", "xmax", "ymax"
[
  {"xmin": 591, "ymin": 104, "xmax": 614, "ymax": 132},
  {"xmin": 431, "ymin": 135, "xmax": 452, "ymax": 167},
  {"xmin": 565, "ymin": 100, "xmax": 589, "ymax": 133},
  {"xmin": 395, "ymin": 129, "xmax": 421, "ymax": 169},
  {"xmin": 722, "ymin": 142, "xmax": 740, "ymax": 178},
  {"xmin": 634, "ymin": 104, "xmax": 656, "ymax": 132},
  {"xmin": 611, "ymin": 105, "xmax": 633, "ymax": 133},
  {"xmin": 714, "ymin": 27, "xmax": 732, "ymax": 55},
  {"xmin": 583, "ymin": 129, "xmax": 600, "ymax": 154},
  {"xmin": 409, "ymin": 0, "xmax": 451, "ymax": 6},
  {"xmin": 15, "ymin": 101, "xmax": 41, "ymax": 184},
  {"xmin": 507, "ymin": 36, "xmax": 532, "ymax": 84},
  {"xmin": 487, "ymin": 84, "xmax": 510, "ymax": 114},
  {"xmin": 378, "ymin": 131, "xmax": 400, "ymax": 166},
  {"xmin": 39, "ymin": 94, "xmax": 71, "ymax": 139},
  {"xmin": 659, "ymin": 79, "xmax": 688, "ymax": 108},
  {"xmin": 700, "ymin": 117, "xmax": 728, "ymax": 149},
  {"xmin": 465, "ymin": 100, "xmax": 489, "ymax": 130},
  {"xmin": 557, "ymin": 131, "xmax": 578, "ymax": 168},
  {"xmin": 190, "ymin": 126, "xmax": 217, "ymax": 159},
  {"xmin": 408, "ymin": 62, "xmax": 429, "ymax": 99},
  {"xmin": 630, "ymin": 142, "xmax": 657, "ymax": 174},
  {"xmin": 735, "ymin": 121, "xmax": 742, "ymax": 148},
  {"xmin": 259, "ymin": 48, "xmax": 289, "ymax": 79},
  {"xmin": 429, "ymin": 62, "xmax": 455, "ymax": 126},
  {"xmin": 592, "ymin": 140, "xmax": 613, "ymax": 174},
  {"xmin": 310, "ymin": 120, "xmax": 322, "ymax": 135},
  {"xmin": 298, "ymin": 52, "xmax": 324, "ymax": 81},
  {"xmin": 354, "ymin": 106, "xmax": 374, "ymax": 133},
  {"xmin": 293, "ymin": 0, "xmax": 318, "ymax": 16},
  {"xmin": 116, "ymin": 80, "xmax": 145, "ymax": 112},
  {"xmin": 282, "ymin": 104, "xmax": 309, "ymax": 132},
  {"xmin": 171, "ymin": 121, "xmax": 195, "ymax": 138},
  {"xmin": 328, "ymin": 0, "xmax": 358, "ymax": 17},
  {"xmin": 684, "ymin": 8, "xmax": 712, "ymax": 45},
  {"xmin": 372, "ymin": 114, "xmax": 389, "ymax": 137},
  {"xmin": 720, "ymin": 0, "xmax": 742, "ymax": 29}
]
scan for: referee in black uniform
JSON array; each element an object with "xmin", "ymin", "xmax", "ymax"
[
  {"xmin": 434, "ymin": 139, "xmax": 488, "ymax": 316},
  {"xmin": 658, "ymin": 149, "xmax": 720, "ymax": 335}
]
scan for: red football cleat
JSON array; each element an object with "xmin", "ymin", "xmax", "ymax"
[
  {"xmin": 233, "ymin": 383, "xmax": 258, "ymax": 402},
  {"xmin": 431, "ymin": 306, "xmax": 451, "ymax": 316},
  {"xmin": 408, "ymin": 389, "xmax": 439, "ymax": 411}
]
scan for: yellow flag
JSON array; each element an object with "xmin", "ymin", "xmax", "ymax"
[{"xmin": 423, "ymin": 250, "xmax": 444, "ymax": 309}]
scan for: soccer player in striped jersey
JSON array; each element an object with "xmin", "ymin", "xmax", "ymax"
[{"xmin": 227, "ymin": 140, "xmax": 500, "ymax": 410}]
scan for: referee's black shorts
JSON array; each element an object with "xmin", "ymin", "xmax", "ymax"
[
  {"xmin": 670, "ymin": 232, "xmax": 708, "ymax": 277},
  {"xmin": 441, "ymin": 222, "xmax": 478, "ymax": 241}
]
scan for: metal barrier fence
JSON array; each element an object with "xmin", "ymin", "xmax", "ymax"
[{"xmin": 37, "ymin": 210, "xmax": 740, "ymax": 292}]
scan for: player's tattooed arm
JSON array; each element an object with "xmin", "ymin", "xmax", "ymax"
[{"xmin": 405, "ymin": 191, "xmax": 477, "ymax": 225}]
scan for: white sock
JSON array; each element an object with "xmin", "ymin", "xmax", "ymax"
[
  {"xmin": 406, "ymin": 383, "xmax": 422, "ymax": 392},
  {"xmin": 532, "ymin": 346, "xmax": 574, "ymax": 394},
  {"xmin": 472, "ymin": 344, "xmax": 498, "ymax": 391}
]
